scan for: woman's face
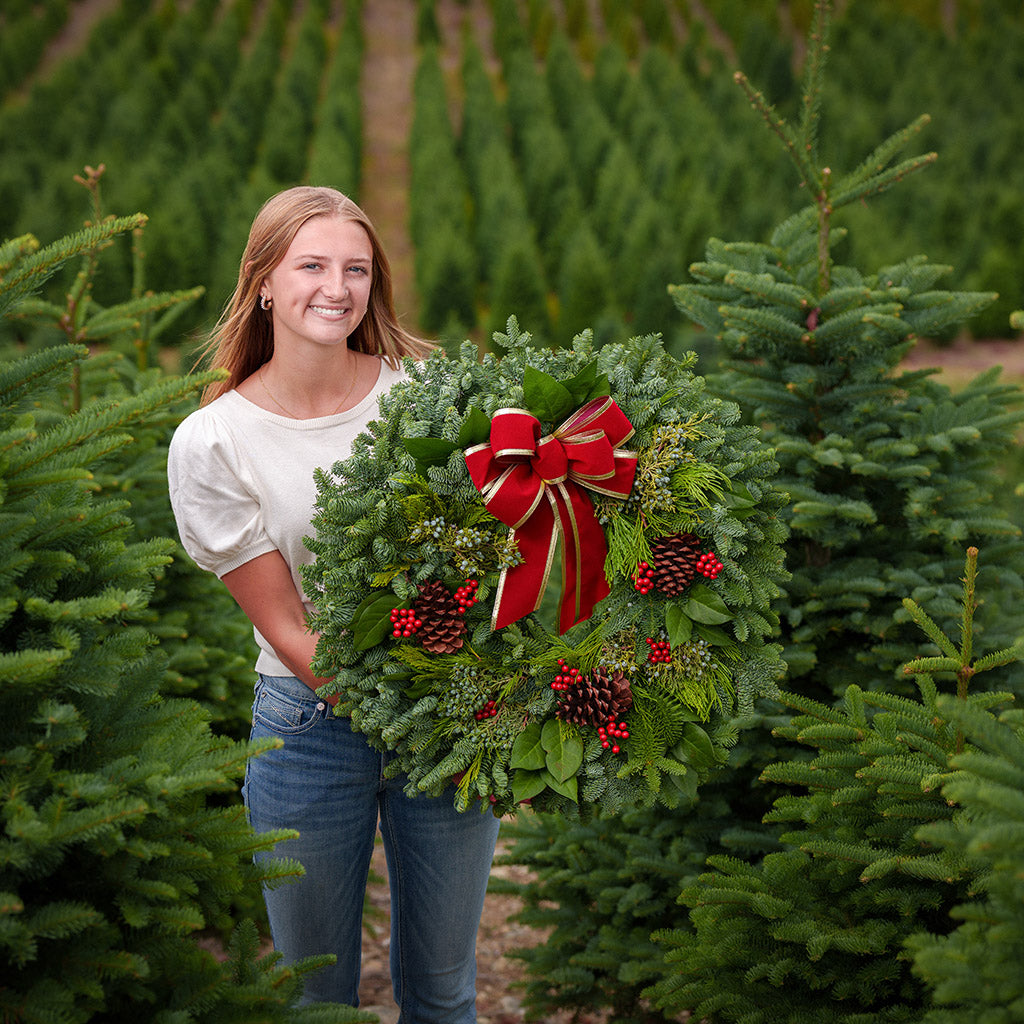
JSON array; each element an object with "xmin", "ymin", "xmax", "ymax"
[{"xmin": 261, "ymin": 214, "xmax": 373, "ymax": 354}]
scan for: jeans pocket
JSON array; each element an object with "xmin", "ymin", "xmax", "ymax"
[{"xmin": 252, "ymin": 684, "xmax": 325, "ymax": 735}]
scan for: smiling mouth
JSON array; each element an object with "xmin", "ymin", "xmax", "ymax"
[{"xmin": 309, "ymin": 305, "xmax": 349, "ymax": 317}]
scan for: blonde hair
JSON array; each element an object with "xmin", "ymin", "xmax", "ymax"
[{"xmin": 198, "ymin": 186, "xmax": 432, "ymax": 404}]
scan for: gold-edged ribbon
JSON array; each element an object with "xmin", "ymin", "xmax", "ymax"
[{"xmin": 464, "ymin": 396, "xmax": 637, "ymax": 633}]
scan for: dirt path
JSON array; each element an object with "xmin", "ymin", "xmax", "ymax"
[
  {"xmin": 902, "ymin": 335, "xmax": 1024, "ymax": 388},
  {"xmin": 359, "ymin": 0, "xmax": 419, "ymax": 327}
]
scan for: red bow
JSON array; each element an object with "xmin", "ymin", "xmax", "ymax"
[{"xmin": 465, "ymin": 397, "xmax": 637, "ymax": 633}]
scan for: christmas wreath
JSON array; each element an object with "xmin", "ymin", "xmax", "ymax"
[{"xmin": 303, "ymin": 321, "xmax": 788, "ymax": 816}]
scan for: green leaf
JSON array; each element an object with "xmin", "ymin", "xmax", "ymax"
[
  {"xmin": 510, "ymin": 722, "xmax": 546, "ymax": 770},
  {"xmin": 524, "ymin": 366, "xmax": 574, "ymax": 423},
  {"xmin": 665, "ymin": 605, "xmax": 693, "ymax": 647},
  {"xmin": 541, "ymin": 720, "xmax": 584, "ymax": 782},
  {"xmin": 723, "ymin": 481, "xmax": 758, "ymax": 519},
  {"xmin": 683, "ymin": 583, "xmax": 732, "ymax": 625},
  {"xmin": 351, "ymin": 592, "xmax": 400, "ymax": 652},
  {"xmin": 458, "ymin": 406, "xmax": 491, "ymax": 448},
  {"xmin": 540, "ymin": 767, "xmax": 578, "ymax": 802},
  {"xmin": 403, "ymin": 678, "xmax": 434, "ymax": 699},
  {"xmin": 512, "ymin": 768, "xmax": 547, "ymax": 803},
  {"xmin": 540, "ymin": 717, "xmax": 560, "ymax": 750},
  {"xmin": 693, "ymin": 622, "xmax": 735, "ymax": 648},
  {"xmin": 562, "ymin": 359, "xmax": 610, "ymax": 406},
  {"xmin": 402, "ymin": 436, "xmax": 457, "ymax": 466},
  {"xmin": 672, "ymin": 723, "xmax": 716, "ymax": 772},
  {"xmin": 667, "ymin": 767, "xmax": 698, "ymax": 801}
]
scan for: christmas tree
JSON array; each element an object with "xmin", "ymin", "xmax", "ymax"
[
  {"xmin": 906, "ymin": 693, "xmax": 1024, "ymax": 1021},
  {"xmin": 649, "ymin": 548, "xmax": 1022, "ymax": 1022},
  {"xmin": 2, "ymin": 165, "xmax": 258, "ymax": 741}
]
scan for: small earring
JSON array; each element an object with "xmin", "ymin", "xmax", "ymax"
[{"xmin": 260, "ymin": 295, "xmax": 272, "ymax": 310}]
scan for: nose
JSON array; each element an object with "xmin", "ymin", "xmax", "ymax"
[{"xmin": 323, "ymin": 267, "xmax": 348, "ymax": 298}]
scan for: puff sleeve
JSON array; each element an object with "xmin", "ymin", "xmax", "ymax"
[{"xmin": 167, "ymin": 406, "xmax": 277, "ymax": 578}]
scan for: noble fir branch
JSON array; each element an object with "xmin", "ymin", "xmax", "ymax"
[
  {"xmin": 907, "ymin": 696, "xmax": 1024, "ymax": 1021},
  {"xmin": 0, "ymin": 233, "xmax": 39, "ymax": 273},
  {"xmin": 0, "ymin": 214, "xmax": 148, "ymax": 318},
  {"xmin": 0, "ymin": 342, "xmax": 88, "ymax": 410},
  {"xmin": 902, "ymin": 547, "xmax": 984, "ymax": 699},
  {"xmin": 831, "ymin": 115, "xmax": 937, "ymax": 209},
  {"xmin": 797, "ymin": 0, "xmax": 830, "ymax": 162},
  {"xmin": 733, "ymin": 70, "xmax": 819, "ymax": 197}
]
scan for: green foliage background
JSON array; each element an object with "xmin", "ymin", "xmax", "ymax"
[{"xmin": 1, "ymin": 0, "xmax": 1022, "ymax": 346}]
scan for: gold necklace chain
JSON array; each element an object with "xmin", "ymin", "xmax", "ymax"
[{"xmin": 259, "ymin": 364, "xmax": 358, "ymax": 419}]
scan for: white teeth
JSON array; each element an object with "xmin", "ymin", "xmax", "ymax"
[{"xmin": 310, "ymin": 305, "xmax": 346, "ymax": 315}]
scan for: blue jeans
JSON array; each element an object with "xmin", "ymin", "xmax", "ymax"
[{"xmin": 242, "ymin": 674, "xmax": 500, "ymax": 1021}]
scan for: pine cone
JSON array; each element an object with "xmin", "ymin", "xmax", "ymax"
[
  {"xmin": 649, "ymin": 532, "xmax": 703, "ymax": 596},
  {"xmin": 556, "ymin": 667, "xmax": 633, "ymax": 728},
  {"xmin": 412, "ymin": 580, "xmax": 466, "ymax": 654}
]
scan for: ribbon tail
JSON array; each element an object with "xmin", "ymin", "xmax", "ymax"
[
  {"xmin": 554, "ymin": 484, "xmax": 611, "ymax": 634},
  {"xmin": 490, "ymin": 502, "xmax": 558, "ymax": 631}
]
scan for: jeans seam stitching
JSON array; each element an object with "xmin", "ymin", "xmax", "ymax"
[{"xmin": 381, "ymin": 807, "xmax": 408, "ymax": 1018}]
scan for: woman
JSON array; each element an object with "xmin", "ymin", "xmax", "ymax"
[{"xmin": 167, "ymin": 186, "xmax": 501, "ymax": 1020}]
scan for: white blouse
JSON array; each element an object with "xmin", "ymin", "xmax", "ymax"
[{"xmin": 167, "ymin": 358, "xmax": 406, "ymax": 676}]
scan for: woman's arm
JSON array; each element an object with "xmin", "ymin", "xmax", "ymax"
[{"xmin": 222, "ymin": 550, "xmax": 339, "ymax": 706}]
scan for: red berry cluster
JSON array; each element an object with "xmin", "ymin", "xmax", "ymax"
[
  {"xmin": 633, "ymin": 561, "xmax": 655, "ymax": 594},
  {"xmin": 598, "ymin": 716, "xmax": 629, "ymax": 754},
  {"xmin": 697, "ymin": 552, "xmax": 723, "ymax": 578},
  {"xmin": 474, "ymin": 699, "xmax": 499, "ymax": 721},
  {"xmin": 455, "ymin": 579, "xmax": 479, "ymax": 613},
  {"xmin": 646, "ymin": 637, "xmax": 672, "ymax": 664},
  {"xmin": 551, "ymin": 658, "xmax": 581, "ymax": 691},
  {"xmin": 390, "ymin": 607, "xmax": 422, "ymax": 638}
]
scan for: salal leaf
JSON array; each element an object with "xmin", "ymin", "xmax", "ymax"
[
  {"xmin": 541, "ymin": 719, "xmax": 583, "ymax": 782},
  {"xmin": 683, "ymin": 583, "xmax": 731, "ymax": 625},
  {"xmin": 666, "ymin": 604, "xmax": 693, "ymax": 647},
  {"xmin": 524, "ymin": 366, "xmax": 574, "ymax": 423},
  {"xmin": 510, "ymin": 722, "xmax": 545, "ymax": 770},
  {"xmin": 402, "ymin": 436, "xmax": 457, "ymax": 466},
  {"xmin": 351, "ymin": 592, "xmax": 400, "ymax": 651},
  {"xmin": 512, "ymin": 768, "xmax": 547, "ymax": 803},
  {"xmin": 458, "ymin": 406, "xmax": 491, "ymax": 448},
  {"xmin": 563, "ymin": 359, "xmax": 610, "ymax": 406},
  {"xmin": 540, "ymin": 767, "xmax": 578, "ymax": 802}
]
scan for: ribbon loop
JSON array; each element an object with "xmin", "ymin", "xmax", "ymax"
[{"xmin": 465, "ymin": 396, "xmax": 637, "ymax": 633}]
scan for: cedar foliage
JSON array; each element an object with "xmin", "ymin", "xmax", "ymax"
[
  {"xmin": 497, "ymin": 3, "xmax": 1024, "ymax": 1020},
  {"xmin": 0, "ymin": 196, "xmax": 373, "ymax": 1023}
]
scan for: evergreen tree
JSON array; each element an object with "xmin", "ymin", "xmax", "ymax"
[
  {"xmin": 907, "ymin": 695, "xmax": 1024, "ymax": 1022},
  {"xmin": 0, "ymin": 219, "xmax": 373, "ymax": 1022},
  {"xmin": 485, "ymin": 228, "xmax": 549, "ymax": 345},
  {"xmin": 408, "ymin": 48, "xmax": 476, "ymax": 335},
  {"xmin": 670, "ymin": 11, "xmax": 1024, "ymax": 693},
  {"xmin": 556, "ymin": 220, "xmax": 614, "ymax": 347},
  {"xmin": 4, "ymin": 167, "xmax": 258, "ymax": 740},
  {"xmin": 649, "ymin": 549, "xmax": 1022, "ymax": 1023},
  {"xmin": 416, "ymin": 222, "xmax": 477, "ymax": 337}
]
